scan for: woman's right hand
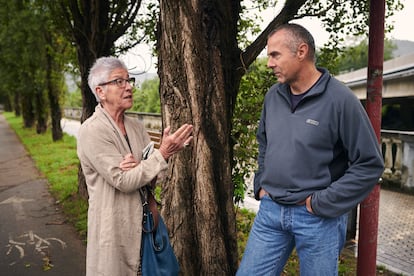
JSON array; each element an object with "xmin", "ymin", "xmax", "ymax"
[{"xmin": 119, "ymin": 153, "xmax": 139, "ymax": 171}]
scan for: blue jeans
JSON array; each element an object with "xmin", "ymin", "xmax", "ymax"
[{"xmin": 237, "ymin": 195, "xmax": 348, "ymax": 276}]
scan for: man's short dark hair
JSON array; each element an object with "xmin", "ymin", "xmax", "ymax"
[{"xmin": 269, "ymin": 23, "xmax": 316, "ymax": 61}]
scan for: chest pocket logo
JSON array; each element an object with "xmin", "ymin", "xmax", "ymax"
[{"xmin": 306, "ymin": 118, "xmax": 319, "ymax": 126}]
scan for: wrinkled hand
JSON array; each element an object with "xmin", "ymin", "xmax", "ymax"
[
  {"xmin": 119, "ymin": 153, "xmax": 139, "ymax": 171},
  {"xmin": 159, "ymin": 124, "xmax": 193, "ymax": 160}
]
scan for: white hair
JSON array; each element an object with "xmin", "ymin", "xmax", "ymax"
[{"xmin": 88, "ymin": 57, "xmax": 128, "ymax": 102}]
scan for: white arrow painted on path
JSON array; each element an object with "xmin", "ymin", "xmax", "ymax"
[{"xmin": 0, "ymin": 196, "xmax": 35, "ymax": 221}]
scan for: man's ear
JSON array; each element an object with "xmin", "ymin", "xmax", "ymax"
[{"xmin": 297, "ymin": 42, "xmax": 308, "ymax": 61}]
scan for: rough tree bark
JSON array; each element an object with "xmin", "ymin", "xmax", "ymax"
[
  {"xmin": 158, "ymin": 0, "xmax": 305, "ymax": 274},
  {"xmin": 158, "ymin": 1, "xmax": 241, "ymax": 275}
]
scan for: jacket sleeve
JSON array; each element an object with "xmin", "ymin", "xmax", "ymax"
[
  {"xmin": 77, "ymin": 121, "xmax": 168, "ymax": 194},
  {"xmin": 253, "ymin": 106, "xmax": 267, "ymax": 200},
  {"xmin": 311, "ymin": 92, "xmax": 384, "ymax": 218}
]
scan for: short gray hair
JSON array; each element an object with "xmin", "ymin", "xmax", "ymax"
[
  {"xmin": 269, "ymin": 23, "xmax": 316, "ymax": 62},
  {"xmin": 88, "ymin": 57, "xmax": 128, "ymax": 102}
]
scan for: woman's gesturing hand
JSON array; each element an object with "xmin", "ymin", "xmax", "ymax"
[{"xmin": 159, "ymin": 124, "xmax": 193, "ymax": 160}]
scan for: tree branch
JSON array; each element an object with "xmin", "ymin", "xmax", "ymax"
[{"xmin": 240, "ymin": 0, "xmax": 307, "ymax": 72}]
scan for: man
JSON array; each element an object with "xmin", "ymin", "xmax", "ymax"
[{"xmin": 237, "ymin": 23, "xmax": 384, "ymax": 275}]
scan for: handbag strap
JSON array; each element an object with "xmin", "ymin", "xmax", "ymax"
[{"xmin": 140, "ymin": 185, "xmax": 160, "ymax": 230}]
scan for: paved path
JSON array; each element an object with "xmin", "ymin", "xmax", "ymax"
[{"xmin": 0, "ymin": 114, "xmax": 86, "ymax": 275}]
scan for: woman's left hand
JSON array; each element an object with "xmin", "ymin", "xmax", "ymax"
[
  {"xmin": 159, "ymin": 124, "xmax": 193, "ymax": 160},
  {"xmin": 119, "ymin": 153, "xmax": 139, "ymax": 171}
]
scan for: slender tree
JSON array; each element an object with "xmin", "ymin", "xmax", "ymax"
[
  {"xmin": 0, "ymin": 0, "xmax": 19, "ymax": 114},
  {"xmin": 34, "ymin": 0, "xmax": 77, "ymax": 141},
  {"xmin": 44, "ymin": 28, "xmax": 71, "ymax": 141},
  {"xmin": 50, "ymin": 0, "xmax": 144, "ymax": 198},
  {"xmin": 0, "ymin": 0, "xmax": 70, "ymax": 137},
  {"xmin": 0, "ymin": 0, "xmax": 38, "ymax": 124},
  {"xmin": 55, "ymin": 0, "xmax": 143, "ymax": 122}
]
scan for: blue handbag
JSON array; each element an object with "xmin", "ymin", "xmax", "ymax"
[
  {"xmin": 140, "ymin": 142, "xmax": 179, "ymax": 275},
  {"xmin": 140, "ymin": 187, "xmax": 180, "ymax": 276}
]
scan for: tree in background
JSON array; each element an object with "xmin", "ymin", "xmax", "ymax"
[
  {"xmin": 44, "ymin": 29, "xmax": 75, "ymax": 141},
  {"xmin": 52, "ymin": 0, "xmax": 143, "ymax": 123},
  {"xmin": 334, "ymin": 38, "xmax": 396, "ymax": 74},
  {"xmin": 49, "ymin": 0, "xmax": 144, "ymax": 198},
  {"xmin": 0, "ymin": 0, "xmax": 48, "ymax": 133},
  {"xmin": 133, "ymin": 78, "xmax": 161, "ymax": 113},
  {"xmin": 65, "ymin": 88, "xmax": 83, "ymax": 108},
  {"xmin": 0, "ymin": 0, "xmax": 74, "ymax": 140},
  {"xmin": 0, "ymin": 0, "xmax": 39, "ymax": 127},
  {"xmin": 0, "ymin": 0, "xmax": 20, "ymax": 115},
  {"xmin": 232, "ymin": 58, "xmax": 276, "ymax": 203},
  {"xmin": 154, "ymin": 0, "xmax": 402, "ymax": 274}
]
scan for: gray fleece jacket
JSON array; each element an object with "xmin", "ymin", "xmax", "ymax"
[{"xmin": 254, "ymin": 68, "xmax": 384, "ymax": 218}]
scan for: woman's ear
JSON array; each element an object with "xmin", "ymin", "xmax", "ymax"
[{"xmin": 95, "ymin": 86, "xmax": 106, "ymax": 101}]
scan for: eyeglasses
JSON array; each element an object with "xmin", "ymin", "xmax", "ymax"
[{"xmin": 99, "ymin": 77, "xmax": 136, "ymax": 88}]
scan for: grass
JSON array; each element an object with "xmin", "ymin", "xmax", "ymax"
[{"xmin": 3, "ymin": 112, "xmax": 404, "ymax": 275}]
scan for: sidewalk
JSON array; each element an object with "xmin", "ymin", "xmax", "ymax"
[{"xmin": 0, "ymin": 114, "xmax": 86, "ymax": 275}]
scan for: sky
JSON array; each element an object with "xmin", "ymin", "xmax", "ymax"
[
  {"xmin": 277, "ymin": 0, "xmax": 414, "ymax": 46},
  {"xmin": 122, "ymin": 0, "xmax": 414, "ymax": 74},
  {"xmin": 383, "ymin": 0, "xmax": 414, "ymax": 41}
]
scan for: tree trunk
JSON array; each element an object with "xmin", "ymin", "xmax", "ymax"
[
  {"xmin": 34, "ymin": 87, "xmax": 48, "ymax": 134},
  {"xmin": 45, "ymin": 32, "xmax": 63, "ymax": 141},
  {"xmin": 76, "ymin": 48, "xmax": 98, "ymax": 200},
  {"xmin": 3, "ymin": 95, "xmax": 12, "ymax": 112},
  {"xmin": 75, "ymin": 42, "xmax": 99, "ymax": 124},
  {"xmin": 21, "ymin": 90, "xmax": 35, "ymax": 128},
  {"xmin": 48, "ymin": 92, "xmax": 63, "ymax": 141},
  {"xmin": 47, "ymin": 70, "xmax": 63, "ymax": 141},
  {"xmin": 13, "ymin": 91, "xmax": 21, "ymax": 116},
  {"xmin": 63, "ymin": 0, "xmax": 112, "ymax": 199},
  {"xmin": 158, "ymin": 1, "xmax": 242, "ymax": 274}
]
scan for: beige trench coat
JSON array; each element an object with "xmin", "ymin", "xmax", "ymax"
[{"xmin": 77, "ymin": 105, "xmax": 168, "ymax": 276}]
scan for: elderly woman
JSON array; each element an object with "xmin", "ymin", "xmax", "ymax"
[{"xmin": 77, "ymin": 57, "xmax": 193, "ymax": 276}]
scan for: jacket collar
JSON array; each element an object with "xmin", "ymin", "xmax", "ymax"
[{"xmin": 277, "ymin": 68, "xmax": 331, "ymax": 100}]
